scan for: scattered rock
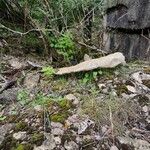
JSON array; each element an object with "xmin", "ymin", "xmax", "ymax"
[
  {"xmin": 98, "ymin": 83, "xmax": 106, "ymax": 89},
  {"xmin": 84, "ymin": 54, "xmax": 92, "ymax": 61},
  {"xmin": 13, "ymin": 131, "xmax": 27, "ymax": 140},
  {"xmin": 34, "ymin": 134, "xmax": 56, "ymax": 150},
  {"xmin": 66, "ymin": 115, "xmax": 94, "ymax": 134},
  {"xmin": 24, "ymin": 72, "xmax": 40, "ymax": 90},
  {"xmin": 8, "ymin": 58, "xmax": 27, "ymax": 69},
  {"xmin": 110, "ymin": 145, "xmax": 119, "ymax": 150},
  {"xmin": 51, "ymin": 128, "xmax": 64, "ymax": 136},
  {"xmin": 65, "ymin": 94, "xmax": 79, "ymax": 105},
  {"xmin": 54, "ymin": 136, "xmax": 61, "ymax": 145},
  {"xmin": 131, "ymin": 71, "xmax": 150, "ymax": 84},
  {"xmin": 51, "ymin": 122, "xmax": 63, "ymax": 128},
  {"xmin": 0, "ymin": 88, "xmax": 18, "ymax": 104},
  {"xmin": 0, "ymin": 124, "xmax": 13, "ymax": 145},
  {"xmin": 34, "ymin": 105, "xmax": 43, "ymax": 112},
  {"xmin": 64, "ymin": 141, "xmax": 79, "ymax": 150},
  {"xmin": 118, "ymin": 136, "xmax": 150, "ymax": 150},
  {"xmin": 126, "ymin": 85, "xmax": 137, "ymax": 93},
  {"xmin": 142, "ymin": 106, "xmax": 149, "ymax": 113}
]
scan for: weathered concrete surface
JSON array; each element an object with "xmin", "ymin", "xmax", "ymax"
[{"xmin": 104, "ymin": 0, "xmax": 150, "ymax": 60}]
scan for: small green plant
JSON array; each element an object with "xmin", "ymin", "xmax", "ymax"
[
  {"xmin": 22, "ymin": 33, "xmax": 41, "ymax": 48},
  {"xmin": 82, "ymin": 70, "xmax": 103, "ymax": 83},
  {"xmin": 0, "ymin": 115, "xmax": 6, "ymax": 121},
  {"xmin": 50, "ymin": 32, "xmax": 75, "ymax": 62},
  {"xmin": 17, "ymin": 90, "xmax": 30, "ymax": 106},
  {"xmin": 31, "ymin": 93, "xmax": 50, "ymax": 106},
  {"xmin": 41, "ymin": 66, "xmax": 55, "ymax": 78}
]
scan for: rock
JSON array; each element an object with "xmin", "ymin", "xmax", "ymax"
[
  {"xmin": 143, "ymin": 106, "xmax": 149, "ymax": 113},
  {"xmin": 66, "ymin": 114, "xmax": 94, "ymax": 134},
  {"xmin": 54, "ymin": 136, "xmax": 61, "ymax": 145},
  {"xmin": 8, "ymin": 58, "xmax": 27, "ymax": 69},
  {"xmin": 24, "ymin": 72, "xmax": 40, "ymax": 90},
  {"xmin": 110, "ymin": 145, "xmax": 119, "ymax": 150},
  {"xmin": 34, "ymin": 105, "xmax": 43, "ymax": 112},
  {"xmin": 134, "ymin": 139, "xmax": 150, "ymax": 150},
  {"xmin": 101, "ymin": 125, "xmax": 108, "ymax": 134},
  {"xmin": 13, "ymin": 131, "xmax": 27, "ymax": 140},
  {"xmin": 102, "ymin": 88, "xmax": 109, "ymax": 94},
  {"xmin": 51, "ymin": 122, "xmax": 63, "ymax": 128},
  {"xmin": 98, "ymin": 84, "xmax": 106, "ymax": 89},
  {"xmin": 65, "ymin": 94, "xmax": 79, "ymax": 105},
  {"xmin": 0, "ymin": 124, "xmax": 13, "ymax": 145},
  {"xmin": 64, "ymin": 141, "xmax": 79, "ymax": 150},
  {"xmin": 34, "ymin": 134, "xmax": 56, "ymax": 150},
  {"xmin": 131, "ymin": 71, "xmax": 150, "ymax": 84},
  {"xmin": 84, "ymin": 54, "xmax": 92, "ymax": 61},
  {"xmin": 51, "ymin": 128, "xmax": 64, "ymax": 136},
  {"xmin": 126, "ymin": 85, "xmax": 137, "ymax": 93},
  {"xmin": 56, "ymin": 52, "xmax": 126, "ymax": 75},
  {"xmin": 121, "ymin": 93, "xmax": 130, "ymax": 99},
  {"xmin": 0, "ymin": 88, "xmax": 18, "ymax": 104},
  {"xmin": 118, "ymin": 136, "xmax": 150, "ymax": 150}
]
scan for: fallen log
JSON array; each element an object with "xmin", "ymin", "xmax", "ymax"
[{"xmin": 56, "ymin": 52, "xmax": 126, "ymax": 75}]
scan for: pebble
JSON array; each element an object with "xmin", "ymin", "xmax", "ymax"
[
  {"xmin": 51, "ymin": 128, "xmax": 64, "ymax": 135},
  {"xmin": 13, "ymin": 131, "xmax": 27, "ymax": 140},
  {"xmin": 54, "ymin": 136, "xmax": 61, "ymax": 145},
  {"xmin": 64, "ymin": 141, "xmax": 79, "ymax": 150}
]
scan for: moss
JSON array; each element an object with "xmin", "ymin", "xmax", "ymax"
[
  {"xmin": 45, "ymin": 100, "xmax": 55, "ymax": 108},
  {"xmin": 30, "ymin": 133, "xmax": 44, "ymax": 146},
  {"xmin": 15, "ymin": 122, "xmax": 28, "ymax": 132},
  {"xmin": 51, "ymin": 78, "xmax": 67, "ymax": 91},
  {"xmin": 15, "ymin": 144, "xmax": 33, "ymax": 150},
  {"xmin": 51, "ymin": 112, "xmax": 68, "ymax": 123},
  {"xmin": 57, "ymin": 99, "xmax": 71, "ymax": 110},
  {"xmin": 7, "ymin": 115, "xmax": 18, "ymax": 123}
]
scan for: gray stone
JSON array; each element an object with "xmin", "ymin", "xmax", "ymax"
[
  {"xmin": 118, "ymin": 136, "xmax": 150, "ymax": 150},
  {"xmin": 64, "ymin": 141, "xmax": 79, "ymax": 150},
  {"xmin": 51, "ymin": 128, "xmax": 64, "ymax": 136},
  {"xmin": 24, "ymin": 72, "xmax": 40, "ymax": 90},
  {"xmin": 13, "ymin": 131, "xmax": 27, "ymax": 140},
  {"xmin": 0, "ymin": 88, "xmax": 18, "ymax": 104},
  {"xmin": 34, "ymin": 133, "xmax": 56, "ymax": 150},
  {"xmin": 0, "ymin": 124, "xmax": 13, "ymax": 145}
]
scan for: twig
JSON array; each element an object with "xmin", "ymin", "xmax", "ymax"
[
  {"xmin": 109, "ymin": 105, "xmax": 115, "ymax": 144},
  {"xmin": 77, "ymin": 41, "xmax": 108, "ymax": 54},
  {"xmin": 0, "ymin": 23, "xmax": 60, "ymax": 36}
]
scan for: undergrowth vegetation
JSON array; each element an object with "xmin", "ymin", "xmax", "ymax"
[{"xmin": 0, "ymin": 0, "xmax": 106, "ymax": 64}]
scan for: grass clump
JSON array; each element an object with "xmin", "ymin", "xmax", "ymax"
[
  {"xmin": 15, "ymin": 122, "xmax": 28, "ymax": 132},
  {"xmin": 15, "ymin": 144, "xmax": 33, "ymax": 150},
  {"xmin": 41, "ymin": 66, "xmax": 55, "ymax": 78},
  {"xmin": 30, "ymin": 133, "xmax": 44, "ymax": 146},
  {"xmin": 51, "ymin": 113, "xmax": 68, "ymax": 123},
  {"xmin": 81, "ymin": 93, "xmax": 139, "ymax": 135},
  {"xmin": 17, "ymin": 90, "xmax": 30, "ymax": 106}
]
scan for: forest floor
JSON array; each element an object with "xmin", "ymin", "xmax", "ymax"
[{"xmin": 0, "ymin": 54, "xmax": 150, "ymax": 150}]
